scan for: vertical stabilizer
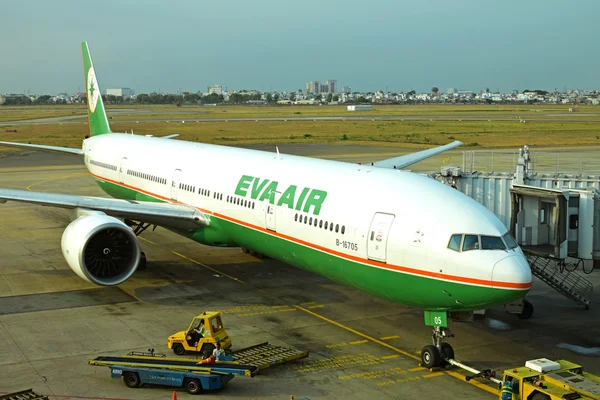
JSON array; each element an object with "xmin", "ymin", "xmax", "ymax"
[{"xmin": 81, "ymin": 42, "xmax": 111, "ymax": 136}]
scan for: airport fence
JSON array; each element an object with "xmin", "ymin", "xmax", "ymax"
[{"xmin": 462, "ymin": 150, "xmax": 600, "ymax": 176}]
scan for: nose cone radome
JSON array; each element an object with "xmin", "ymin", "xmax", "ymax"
[{"xmin": 492, "ymin": 254, "xmax": 532, "ymax": 294}]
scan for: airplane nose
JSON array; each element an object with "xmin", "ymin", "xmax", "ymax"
[{"xmin": 491, "ymin": 254, "xmax": 532, "ymax": 291}]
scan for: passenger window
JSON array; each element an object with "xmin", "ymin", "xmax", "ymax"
[
  {"xmin": 341, "ymin": 226, "xmax": 345, "ymax": 234},
  {"xmin": 448, "ymin": 234, "xmax": 462, "ymax": 252},
  {"xmin": 314, "ymin": 219, "xmax": 318, "ymax": 227},
  {"xmin": 295, "ymin": 214, "xmax": 298, "ymax": 222},
  {"xmin": 324, "ymin": 221, "xmax": 328, "ymax": 229},
  {"xmin": 481, "ymin": 236, "xmax": 506, "ymax": 250},
  {"xmin": 330, "ymin": 223, "xmax": 333, "ymax": 231},
  {"xmin": 462, "ymin": 235, "xmax": 479, "ymax": 251},
  {"xmin": 335, "ymin": 224, "xmax": 339, "ymax": 233},
  {"xmin": 319, "ymin": 220, "xmax": 323, "ymax": 228},
  {"xmin": 309, "ymin": 217, "xmax": 313, "ymax": 225},
  {"xmin": 304, "ymin": 215, "xmax": 308, "ymax": 224}
]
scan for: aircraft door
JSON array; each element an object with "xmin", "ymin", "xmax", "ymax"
[
  {"xmin": 367, "ymin": 213, "xmax": 395, "ymax": 262},
  {"xmin": 265, "ymin": 190, "xmax": 280, "ymax": 231},
  {"xmin": 171, "ymin": 169, "xmax": 182, "ymax": 201},
  {"xmin": 118, "ymin": 157, "xmax": 127, "ymax": 183}
]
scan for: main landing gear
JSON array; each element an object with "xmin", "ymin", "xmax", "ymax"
[
  {"xmin": 421, "ymin": 326, "xmax": 455, "ymax": 369},
  {"xmin": 124, "ymin": 218, "xmax": 155, "ymax": 271},
  {"xmin": 241, "ymin": 246, "xmax": 266, "ymax": 259}
]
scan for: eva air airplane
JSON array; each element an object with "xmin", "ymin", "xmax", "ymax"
[{"xmin": 0, "ymin": 42, "xmax": 531, "ymax": 368}]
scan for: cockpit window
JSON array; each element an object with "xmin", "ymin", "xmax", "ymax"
[
  {"xmin": 448, "ymin": 234, "xmax": 462, "ymax": 252},
  {"xmin": 462, "ymin": 235, "xmax": 479, "ymax": 251},
  {"xmin": 481, "ymin": 236, "xmax": 506, "ymax": 250},
  {"xmin": 502, "ymin": 232, "xmax": 518, "ymax": 249}
]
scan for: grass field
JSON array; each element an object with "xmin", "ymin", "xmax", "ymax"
[{"xmin": 0, "ymin": 104, "xmax": 599, "ymax": 152}]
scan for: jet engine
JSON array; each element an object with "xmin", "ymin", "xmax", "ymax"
[{"xmin": 61, "ymin": 213, "xmax": 140, "ymax": 285}]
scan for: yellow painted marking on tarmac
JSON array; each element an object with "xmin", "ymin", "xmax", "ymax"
[
  {"xmin": 300, "ymin": 301, "xmax": 316, "ymax": 305},
  {"xmin": 271, "ymin": 305, "xmax": 289, "ymax": 309},
  {"xmin": 349, "ymin": 340, "xmax": 368, "ymax": 345},
  {"xmin": 26, "ymin": 172, "xmax": 88, "ymax": 191},
  {"xmin": 172, "ymin": 251, "xmax": 247, "ymax": 285},
  {"xmin": 308, "ymin": 304, "xmax": 324, "ymax": 309},
  {"xmin": 382, "ymin": 355, "xmax": 400, "ymax": 360},
  {"xmin": 409, "ymin": 367, "xmax": 426, "ymax": 372},
  {"xmin": 294, "ymin": 305, "xmax": 420, "ymax": 361},
  {"xmin": 278, "ymin": 308, "xmax": 296, "ymax": 312},
  {"xmin": 138, "ymin": 237, "xmax": 158, "ymax": 246},
  {"xmin": 445, "ymin": 371, "xmax": 499, "ymax": 395},
  {"xmin": 423, "ymin": 372, "xmax": 444, "ymax": 379},
  {"xmin": 380, "ymin": 335, "xmax": 400, "ymax": 340}
]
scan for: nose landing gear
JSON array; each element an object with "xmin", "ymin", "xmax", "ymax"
[{"xmin": 421, "ymin": 326, "xmax": 455, "ymax": 369}]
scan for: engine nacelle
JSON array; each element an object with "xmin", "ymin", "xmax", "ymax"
[{"xmin": 61, "ymin": 213, "xmax": 140, "ymax": 285}]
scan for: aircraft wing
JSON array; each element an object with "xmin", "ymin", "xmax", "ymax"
[
  {"xmin": 373, "ymin": 140, "xmax": 463, "ymax": 169},
  {"xmin": 0, "ymin": 140, "xmax": 83, "ymax": 155},
  {"xmin": 0, "ymin": 188, "xmax": 209, "ymax": 230}
]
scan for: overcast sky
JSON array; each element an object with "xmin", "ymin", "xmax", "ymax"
[{"xmin": 1, "ymin": 0, "xmax": 598, "ymax": 94}]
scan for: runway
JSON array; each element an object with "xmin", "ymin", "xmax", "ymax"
[{"xmin": 1, "ymin": 150, "xmax": 600, "ymax": 399}]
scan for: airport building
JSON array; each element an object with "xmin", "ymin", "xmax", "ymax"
[{"xmin": 106, "ymin": 88, "xmax": 134, "ymax": 96}]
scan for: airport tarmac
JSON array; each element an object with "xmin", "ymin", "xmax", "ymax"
[{"xmin": 1, "ymin": 150, "xmax": 600, "ymax": 400}]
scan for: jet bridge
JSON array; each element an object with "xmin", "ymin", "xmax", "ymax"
[{"xmin": 431, "ymin": 145, "xmax": 600, "ymax": 311}]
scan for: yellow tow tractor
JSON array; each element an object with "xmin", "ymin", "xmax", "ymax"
[
  {"xmin": 455, "ymin": 357, "xmax": 600, "ymax": 400},
  {"xmin": 497, "ymin": 358, "xmax": 600, "ymax": 400},
  {"xmin": 167, "ymin": 311, "xmax": 232, "ymax": 358}
]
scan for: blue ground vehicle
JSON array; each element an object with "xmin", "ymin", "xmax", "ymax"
[
  {"xmin": 109, "ymin": 364, "xmax": 234, "ymax": 394},
  {"xmin": 90, "ymin": 352, "xmax": 258, "ymax": 395}
]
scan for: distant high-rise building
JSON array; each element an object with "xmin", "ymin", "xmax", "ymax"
[
  {"xmin": 447, "ymin": 88, "xmax": 456, "ymax": 95},
  {"xmin": 310, "ymin": 81, "xmax": 321, "ymax": 94},
  {"xmin": 320, "ymin": 84, "xmax": 327, "ymax": 93},
  {"xmin": 343, "ymin": 86, "xmax": 351, "ymax": 93},
  {"xmin": 208, "ymin": 85, "xmax": 223, "ymax": 95},
  {"xmin": 326, "ymin": 80, "xmax": 337, "ymax": 93}
]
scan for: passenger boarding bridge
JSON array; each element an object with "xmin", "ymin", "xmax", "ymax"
[{"xmin": 428, "ymin": 145, "xmax": 600, "ymax": 313}]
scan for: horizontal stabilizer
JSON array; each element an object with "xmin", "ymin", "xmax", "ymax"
[
  {"xmin": 0, "ymin": 141, "xmax": 83, "ymax": 155},
  {"xmin": 373, "ymin": 140, "xmax": 463, "ymax": 169}
]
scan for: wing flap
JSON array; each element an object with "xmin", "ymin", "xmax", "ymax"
[
  {"xmin": 0, "ymin": 141, "xmax": 83, "ymax": 155},
  {"xmin": 0, "ymin": 188, "xmax": 209, "ymax": 230},
  {"xmin": 373, "ymin": 140, "xmax": 463, "ymax": 169}
]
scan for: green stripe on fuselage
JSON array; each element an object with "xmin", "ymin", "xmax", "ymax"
[{"xmin": 94, "ymin": 178, "xmax": 525, "ymax": 311}]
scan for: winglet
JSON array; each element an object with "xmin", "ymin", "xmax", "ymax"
[
  {"xmin": 373, "ymin": 140, "xmax": 463, "ymax": 170},
  {"xmin": 81, "ymin": 42, "xmax": 111, "ymax": 136}
]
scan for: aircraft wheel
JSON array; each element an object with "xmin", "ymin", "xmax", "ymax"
[
  {"xmin": 183, "ymin": 378, "xmax": 203, "ymax": 394},
  {"xmin": 172, "ymin": 343, "xmax": 185, "ymax": 356},
  {"xmin": 421, "ymin": 345, "xmax": 442, "ymax": 369},
  {"xmin": 123, "ymin": 371, "xmax": 141, "ymax": 388},
  {"xmin": 137, "ymin": 252, "xmax": 147, "ymax": 271},
  {"xmin": 440, "ymin": 343, "xmax": 454, "ymax": 361},
  {"xmin": 517, "ymin": 300, "xmax": 534, "ymax": 319}
]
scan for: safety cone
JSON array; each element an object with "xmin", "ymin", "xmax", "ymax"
[{"xmin": 172, "ymin": 390, "xmax": 177, "ymax": 400}]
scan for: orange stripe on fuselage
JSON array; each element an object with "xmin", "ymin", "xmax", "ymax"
[{"xmin": 91, "ymin": 172, "xmax": 532, "ymax": 290}]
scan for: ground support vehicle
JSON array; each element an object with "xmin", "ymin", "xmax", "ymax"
[
  {"xmin": 168, "ymin": 311, "xmax": 232, "ymax": 357},
  {"xmin": 230, "ymin": 342, "xmax": 309, "ymax": 370},
  {"xmin": 450, "ymin": 357, "xmax": 600, "ymax": 399},
  {"xmin": 499, "ymin": 358, "xmax": 600, "ymax": 400},
  {"xmin": 167, "ymin": 312, "xmax": 309, "ymax": 369},
  {"xmin": 89, "ymin": 352, "xmax": 257, "ymax": 394}
]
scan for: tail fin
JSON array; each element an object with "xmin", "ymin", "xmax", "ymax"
[{"xmin": 81, "ymin": 42, "xmax": 111, "ymax": 136}]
